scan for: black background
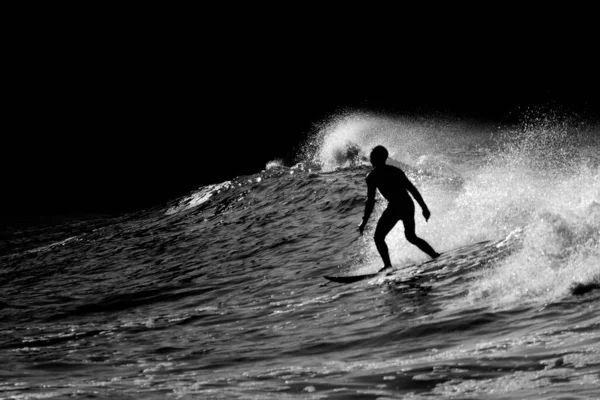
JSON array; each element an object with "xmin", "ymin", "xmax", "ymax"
[{"xmin": 3, "ymin": 10, "xmax": 599, "ymax": 222}]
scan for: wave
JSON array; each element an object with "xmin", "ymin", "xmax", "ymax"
[
  {"xmin": 300, "ymin": 111, "xmax": 600, "ymax": 308},
  {"xmin": 155, "ymin": 112, "xmax": 599, "ymax": 315}
]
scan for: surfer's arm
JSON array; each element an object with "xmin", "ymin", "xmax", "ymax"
[
  {"xmin": 406, "ymin": 181, "xmax": 431, "ymax": 221},
  {"xmin": 359, "ymin": 180, "xmax": 376, "ymax": 234}
]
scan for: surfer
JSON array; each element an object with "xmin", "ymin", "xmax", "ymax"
[{"xmin": 359, "ymin": 145, "xmax": 440, "ymax": 269}]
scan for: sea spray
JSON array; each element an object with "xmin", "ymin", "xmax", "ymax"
[
  {"xmin": 305, "ymin": 112, "xmax": 495, "ymax": 172},
  {"xmin": 464, "ymin": 114, "xmax": 600, "ymax": 308}
]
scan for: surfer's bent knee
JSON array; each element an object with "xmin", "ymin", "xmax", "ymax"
[
  {"xmin": 404, "ymin": 230, "xmax": 419, "ymax": 243},
  {"xmin": 374, "ymin": 223, "xmax": 389, "ymax": 243}
]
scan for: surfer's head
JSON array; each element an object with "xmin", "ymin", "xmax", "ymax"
[{"xmin": 370, "ymin": 145, "xmax": 388, "ymax": 167}]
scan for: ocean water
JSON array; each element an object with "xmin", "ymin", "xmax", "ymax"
[{"xmin": 1, "ymin": 112, "xmax": 599, "ymax": 399}]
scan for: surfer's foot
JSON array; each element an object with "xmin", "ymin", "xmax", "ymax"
[
  {"xmin": 381, "ymin": 264, "xmax": 393, "ymax": 271},
  {"xmin": 431, "ymin": 252, "xmax": 441, "ymax": 259}
]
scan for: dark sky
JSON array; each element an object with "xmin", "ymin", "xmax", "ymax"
[{"xmin": 3, "ymin": 15, "xmax": 599, "ymax": 221}]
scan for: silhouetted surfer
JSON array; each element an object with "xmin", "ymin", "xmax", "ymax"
[{"xmin": 359, "ymin": 145, "xmax": 440, "ymax": 269}]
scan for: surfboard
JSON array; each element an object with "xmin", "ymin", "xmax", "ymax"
[
  {"xmin": 323, "ymin": 266, "xmax": 423, "ymax": 284},
  {"xmin": 323, "ymin": 272, "xmax": 424, "ymax": 284},
  {"xmin": 323, "ymin": 240, "xmax": 492, "ymax": 284}
]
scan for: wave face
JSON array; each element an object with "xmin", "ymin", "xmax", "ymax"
[{"xmin": 1, "ymin": 112, "xmax": 599, "ymax": 398}]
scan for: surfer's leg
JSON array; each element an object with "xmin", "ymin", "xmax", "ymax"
[
  {"xmin": 374, "ymin": 208, "xmax": 399, "ymax": 268},
  {"xmin": 402, "ymin": 215, "xmax": 440, "ymax": 259}
]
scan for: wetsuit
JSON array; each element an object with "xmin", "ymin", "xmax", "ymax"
[{"xmin": 363, "ymin": 164, "xmax": 438, "ymax": 266}]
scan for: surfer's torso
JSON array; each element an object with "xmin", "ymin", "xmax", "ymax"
[{"xmin": 366, "ymin": 164, "xmax": 414, "ymax": 209}]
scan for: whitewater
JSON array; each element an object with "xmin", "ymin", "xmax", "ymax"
[{"xmin": 1, "ymin": 111, "xmax": 599, "ymax": 399}]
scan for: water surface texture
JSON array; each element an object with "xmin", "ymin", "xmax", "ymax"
[{"xmin": 2, "ymin": 112, "xmax": 599, "ymax": 399}]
